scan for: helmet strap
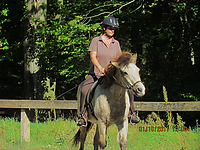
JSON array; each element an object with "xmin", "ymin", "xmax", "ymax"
[{"xmin": 104, "ymin": 30, "xmax": 113, "ymax": 38}]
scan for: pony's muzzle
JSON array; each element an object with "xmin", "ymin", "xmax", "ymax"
[
  {"xmin": 136, "ymin": 87, "xmax": 145, "ymax": 96},
  {"xmin": 133, "ymin": 83, "xmax": 145, "ymax": 97}
]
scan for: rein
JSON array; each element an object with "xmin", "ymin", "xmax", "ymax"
[{"xmin": 55, "ymin": 73, "xmax": 101, "ymax": 100}]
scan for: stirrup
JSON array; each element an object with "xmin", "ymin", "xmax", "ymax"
[
  {"xmin": 130, "ymin": 112, "xmax": 140, "ymax": 125},
  {"xmin": 77, "ymin": 115, "xmax": 88, "ymax": 127}
]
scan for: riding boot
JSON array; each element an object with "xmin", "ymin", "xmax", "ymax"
[
  {"xmin": 77, "ymin": 109, "xmax": 88, "ymax": 127},
  {"xmin": 128, "ymin": 91, "xmax": 140, "ymax": 124},
  {"xmin": 77, "ymin": 75, "xmax": 95, "ymax": 127}
]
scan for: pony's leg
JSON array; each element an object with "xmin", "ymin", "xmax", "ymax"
[
  {"xmin": 79, "ymin": 126, "xmax": 87, "ymax": 150},
  {"xmin": 117, "ymin": 120, "xmax": 128, "ymax": 150},
  {"xmin": 98, "ymin": 120, "xmax": 107, "ymax": 150},
  {"xmin": 93, "ymin": 125, "xmax": 99, "ymax": 150}
]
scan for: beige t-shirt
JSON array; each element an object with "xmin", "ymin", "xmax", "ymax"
[{"xmin": 88, "ymin": 36, "xmax": 122, "ymax": 75}]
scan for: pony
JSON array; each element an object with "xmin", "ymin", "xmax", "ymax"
[{"xmin": 73, "ymin": 52, "xmax": 145, "ymax": 150}]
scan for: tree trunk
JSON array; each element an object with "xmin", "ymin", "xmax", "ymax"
[{"xmin": 24, "ymin": 0, "xmax": 47, "ymax": 100}]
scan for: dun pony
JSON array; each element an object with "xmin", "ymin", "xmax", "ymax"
[{"xmin": 73, "ymin": 52, "xmax": 145, "ymax": 150}]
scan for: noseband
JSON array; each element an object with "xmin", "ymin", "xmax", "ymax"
[
  {"xmin": 121, "ymin": 75, "xmax": 142, "ymax": 90},
  {"xmin": 110, "ymin": 62, "xmax": 142, "ymax": 91},
  {"xmin": 114, "ymin": 72, "xmax": 142, "ymax": 91}
]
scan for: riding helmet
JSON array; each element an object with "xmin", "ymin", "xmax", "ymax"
[{"xmin": 102, "ymin": 16, "xmax": 119, "ymax": 28}]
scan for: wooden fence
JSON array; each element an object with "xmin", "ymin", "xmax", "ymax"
[{"xmin": 0, "ymin": 100, "xmax": 200, "ymax": 142}]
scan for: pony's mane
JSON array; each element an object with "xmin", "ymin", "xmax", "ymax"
[{"xmin": 101, "ymin": 52, "xmax": 135, "ymax": 89}]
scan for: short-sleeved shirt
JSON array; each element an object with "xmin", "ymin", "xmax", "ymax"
[{"xmin": 88, "ymin": 35, "xmax": 122, "ymax": 75}]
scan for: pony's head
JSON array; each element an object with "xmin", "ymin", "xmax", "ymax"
[{"xmin": 101, "ymin": 52, "xmax": 145, "ymax": 97}]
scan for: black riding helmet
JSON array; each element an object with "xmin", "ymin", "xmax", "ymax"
[{"xmin": 102, "ymin": 16, "xmax": 119, "ymax": 28}]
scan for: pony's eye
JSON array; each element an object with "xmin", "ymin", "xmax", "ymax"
[{"xmin": 124, "ymin": 72, "xmax": 128, "ymax": 75}]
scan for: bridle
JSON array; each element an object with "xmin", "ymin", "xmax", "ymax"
[
  {"xmin": 109, "ymin": 62, "xmax": 142, "ymax": 94},
  {"xmin": 114, "ymin": 71, "xmax": 142, "ymax": 93}
]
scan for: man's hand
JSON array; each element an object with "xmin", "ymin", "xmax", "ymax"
[{"xmin": 98, "ymin": 67, "xmax": 105, "ymax": 74}]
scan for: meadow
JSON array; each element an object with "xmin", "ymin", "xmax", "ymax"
[{"xmin": 0, "ymin": 112, "xmax": 199, "ymax": 150}]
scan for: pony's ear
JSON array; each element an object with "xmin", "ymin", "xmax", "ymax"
[
  {"xmin": 131, "ymin": 53, "xmax": 137, "ymax": 63},
  {"xmin": 110, "ymin": 61, "xmax": 118, "ymax": 68}
]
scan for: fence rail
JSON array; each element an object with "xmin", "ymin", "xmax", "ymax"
[
  {"xmin": 0, "ymin": 100, "xmax": 77, "ymax": 109},
  {"xmin": 1, "ymin": 100, "xmax": 200, "ymax": 111},
  {"xmin": 0, "ymin": 100, "xmax": 200, "ymax": 142}
]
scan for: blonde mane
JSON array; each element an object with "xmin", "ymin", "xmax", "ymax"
[{"xmin": 101, "ymin": 52, "xmax": 136, "ymax": 89}]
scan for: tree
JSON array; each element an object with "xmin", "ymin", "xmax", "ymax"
[
  {"xmin": 1, "ymin": 0, "xmax": 199, "ymax": 103},
  {"xmin": 24, "ymin": 0, "xmax": 47, "ymax": 100}
]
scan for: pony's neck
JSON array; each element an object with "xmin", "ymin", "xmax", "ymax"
[{"xmin": 110, "ymin": 78, "xmax": 127, "ymax": 101}]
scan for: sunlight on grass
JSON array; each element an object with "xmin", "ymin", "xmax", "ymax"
[{"xmin": 0, "ymin": 113, "xmax": 199, "ymax": 150}]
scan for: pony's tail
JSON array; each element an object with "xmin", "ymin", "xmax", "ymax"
[
  {"xmin": 73, "ymin": 129, "xmax": 81, "ymax": 146},
  {"xmin": 73, "ymin": 122, "xmax": 93, "ymax": 146}
]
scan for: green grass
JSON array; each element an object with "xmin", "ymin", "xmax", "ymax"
[{"xmin": 0, "ymin": 114, "xmax": 200, "ymax": 150}]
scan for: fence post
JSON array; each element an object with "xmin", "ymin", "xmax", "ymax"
[{"xmin": 21, "ymin": 109, "xmax": 30, "ymax": 142}]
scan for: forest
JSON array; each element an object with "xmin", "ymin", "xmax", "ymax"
[{"xmin": 0, "ymin": 0, "xmax": 199, "ymax": 125}]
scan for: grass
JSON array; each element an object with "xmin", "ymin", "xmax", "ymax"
[{"xmin": 0, "ymin": 112, "xmax": 200, "ymax": 150}]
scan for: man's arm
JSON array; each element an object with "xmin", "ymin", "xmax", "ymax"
[{"xmin": 90, "ymin": 51, "xmax": 105, "ymax": 74}]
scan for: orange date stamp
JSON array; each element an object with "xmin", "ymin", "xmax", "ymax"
[{"xmin": 138, "ymin": 126, "xmax": 187, "ymax": 132}]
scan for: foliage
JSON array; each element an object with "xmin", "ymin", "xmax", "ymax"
[
  {"xmin": 0, "ymin": 0, "xmax": 25, "ymax": 98},
  {"xmin": 36, "ymin": 16, "xmax": 100, "ymax": 82},
  {"xmin": 128, "ymin": 0, "xmax": 200, "ymax": 101},
  {"xmin": 34, "ymin": 1, "xmax": 105, "ymax": 98},
  {"xmin": 0, "ymin": 0, "xmax": 199, "ymax": 122},
  {"xmin": 34, "ymin": 0, "xmax": 136, "ymax": 98},
  {"xmin": 0, "ymin": 0, "xmax": 199, "ymax": 100},
  {"xmin": 0, "ymin": 7, "xmax": 9, "ymax": 51}
]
